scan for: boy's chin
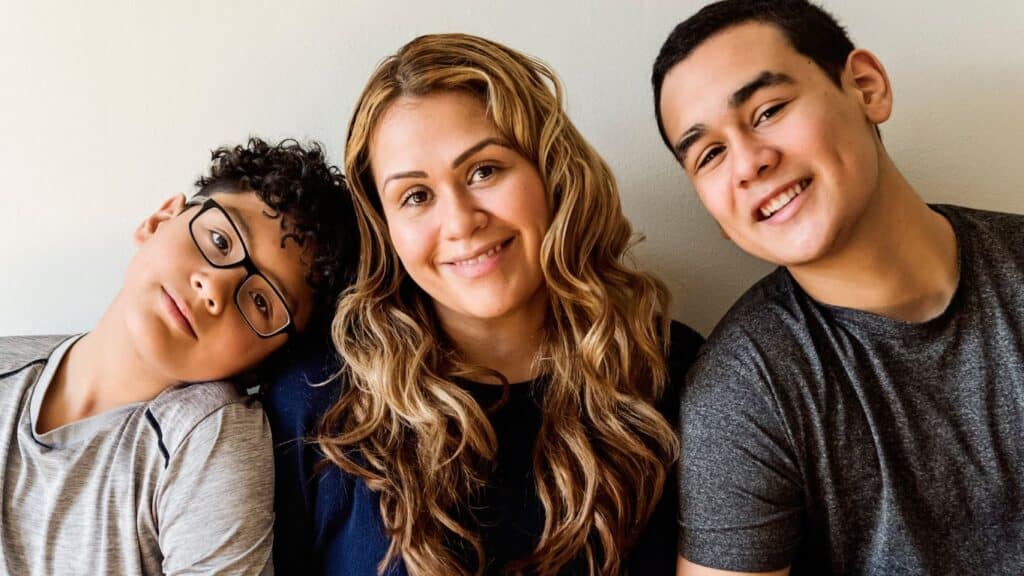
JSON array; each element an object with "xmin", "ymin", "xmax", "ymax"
[
  {"xmin": 122, "ymin": 300, "xmax": 281, "ymax": 385},
  {"xmin": 123, "ymin": 314, "xmax": 211, "ymax": 384},
  {"xmin": 740, "ymin": 228, "xmax": 836, "ymax": 268}
]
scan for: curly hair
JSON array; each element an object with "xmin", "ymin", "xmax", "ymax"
[
  {"xmin": 192, "ymin": 137, "xmax": 358, "ymax": 324},
  {"xmin": 320, "ymin": 34, "xmax": 678, "ymax": 575}
]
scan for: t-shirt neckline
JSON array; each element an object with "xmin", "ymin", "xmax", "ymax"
[
  {"xmin": 783, "ymin": 204, "xmax": 968, "ymax": 337},
  {"xmin": 27, "ymin": 334, "xmax": 143, "ymax": 449}
]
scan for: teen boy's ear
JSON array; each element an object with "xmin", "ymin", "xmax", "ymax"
[
  {"xmin": 845, "ymin": 49, "xmax": 893, "ymax": 126},
  {"xmin": 133, "ymin": 193, "xmax": 187, "ymax": 246}
]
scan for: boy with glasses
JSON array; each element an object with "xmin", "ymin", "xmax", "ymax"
[
  {"xmin": 652, "ymin": 0, "xmax": 1024, "ymax": 574},
  {"xmin": 0, "ymin": 138, "xmax": 357, "ymax": 575}
]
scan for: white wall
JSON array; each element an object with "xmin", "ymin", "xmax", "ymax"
[{"xmin": 1, "ymin": 0, "xmax": 1022, "ymax": 336}]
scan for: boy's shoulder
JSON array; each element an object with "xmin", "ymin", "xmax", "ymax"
[
  {"xmin": 146, "ymin": 380, "xmax": 265, "ymax": 459},
  {"xmin": 0, "ymin": 335, "xmax": 73, "ymax": 377},
  {"xmin": 936, "ymin": 203, "xmax": 1024, "ymax": 227},
  {"xmin": 701, "ymin": 267, "xmax": 801, "ymax": 354},
  {"xmin": 937, "ymin": 203, "xmax": 1024, "ymax": 250}
]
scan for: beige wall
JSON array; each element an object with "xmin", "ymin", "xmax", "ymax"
[{"xmin": 1, "ymin": 0, "xmax": 1022, "ymax": 336}]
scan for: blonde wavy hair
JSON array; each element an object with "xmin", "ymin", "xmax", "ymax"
[{"xmin": 320, "ymin": 33, "xmax": 678, "ymax": 575}]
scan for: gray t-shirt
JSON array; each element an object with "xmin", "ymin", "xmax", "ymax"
[
  {"xmin": 0, "ymin": 335, "xmax": 275, "ymax": 575},
  {"xmin": 679, "ymin": 205, "xmax": 1024, "ymax": 575}
]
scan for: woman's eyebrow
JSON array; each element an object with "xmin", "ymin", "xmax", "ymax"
[
  {"xmin": 381, "ymin": 170, "xmax": 428, "ymax": 192},
  {"xmin": 451, "ymin": 137, "xmax": 511, "ymax": 169},
  {"xmin": 380, "ymin": 137, "xmax": 511, "ymax": 192}
]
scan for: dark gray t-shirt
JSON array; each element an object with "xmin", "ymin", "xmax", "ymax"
[{"xmin": 679, "ymin": 205, "xmax": 1024, "ymax": 575}]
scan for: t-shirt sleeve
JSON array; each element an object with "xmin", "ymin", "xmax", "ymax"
[
  {"xmin": 155, "ymin": 401, "xmax": 275, "ymax": 576},
  {"xmin": 678, "ymin": 351, "xmax": 803, "ymax": 572}
]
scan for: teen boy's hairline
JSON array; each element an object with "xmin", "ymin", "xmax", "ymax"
[{"xmin": 651, "ymin": 0, "xmax": 856, "ymax": 152}]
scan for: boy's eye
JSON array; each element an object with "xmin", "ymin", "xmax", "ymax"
[
  {"xmin": 469, "ymin": 164, "xmax": 497, "ymax": 184},
  {"xmin": 209, "ymin": 230, "xmax": 231, "ymax": 254},
  {"xmin": 249, "ymin": 289, "xmax": 273, "ymax": 318},
  {"xmin": 238, "ymin": 275, "xmax": 288, "ymax": 333},
  {"xmin": 755, "ymin": 102, "xmax": 788, "ymax": 125},
  {"xmin": 696, "ymin": 146, "xmax": 724, "ymax": 170}
]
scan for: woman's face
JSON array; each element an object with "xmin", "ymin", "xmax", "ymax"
[{"xmin": 369, "ymin": 90, "xmax": 550, "ymax": 332}]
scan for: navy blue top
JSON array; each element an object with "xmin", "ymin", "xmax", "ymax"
[{"xmin": 265, "ymin": 322, "xmax": 703, "ymax": 575}]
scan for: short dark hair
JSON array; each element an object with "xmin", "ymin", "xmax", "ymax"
[
  {"xmin": 192, "ymin": 137, "xmax": 358, "ymax": 330},
  {"xmin": 652, "ymin": 0, "xmax": 855, "ymax": 150}
]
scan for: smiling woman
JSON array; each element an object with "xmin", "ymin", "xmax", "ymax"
[
  {"xmin": 265, "ymin": 33, "xmax": 704, "ymax": 576},
  {"xmin": 370, "ymin": 90, "xmax": 551, "ymax": 372}
]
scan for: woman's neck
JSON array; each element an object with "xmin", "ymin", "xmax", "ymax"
[{"xmin": 436, "ymin": 288, "xmax": 548, "ymax": 384}]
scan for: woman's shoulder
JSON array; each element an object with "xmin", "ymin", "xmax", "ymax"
[
  {"xmin": 262, "ymin": 336, "xmax": 344, "ymax": 442},
  {"xmin": 263, "ymin": 337, "xmax": 399, "ymax": 575},
  {"xmin": 658, "ymin": 320, "xmax": 705, "ymax": 423},
  {"xmin": 667, "ymin": 319, "xmax": 704, "ymax": 376}
]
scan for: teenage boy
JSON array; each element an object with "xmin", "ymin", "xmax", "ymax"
[
  {"xmin": 651, "ymin": 1, "xmax": 1024, "ymax": 574},
  {"xmin": 0, "ymin": 138, "xmax": 357, "ymax": 575}
]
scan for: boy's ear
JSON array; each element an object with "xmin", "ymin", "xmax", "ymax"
[
  {"xmin": 845, "ymin": 48, "xmax": 893, "ymax": 125},
  {"xmin": 133, "ymin": 194, "xmax": 188, "ymax": 246}
]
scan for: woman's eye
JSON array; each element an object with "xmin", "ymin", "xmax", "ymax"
[
  {"xmin": 696, "ymin": 146, "xmax": 723, "ymax": 170},
  {"xmin": 400, "ymin": 189, "xmax": 430, "ymax": 207},
  {"xmin": 756, "ymin": 102, "xmax": 787, "ymax": 125},
  {"xmin": 469, "ymin": 164, "xmax": 496, "ymax": 184}
]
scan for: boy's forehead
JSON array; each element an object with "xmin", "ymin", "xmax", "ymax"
[
  {"xmin": 206, "ymin": 190, "xmax": 275, "ymax": 220},
  {"xmin": 205, "ymin": 191, "xmax": 316, "ymax": 326},
  {"xmin": 659, "ymin": 22, "xmax": 811, "ymax": 141},
  {"xmin": 203, "ymin": 191, "xmax": 297, "ymax": 246}
]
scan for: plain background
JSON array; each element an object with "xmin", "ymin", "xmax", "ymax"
[{"xmin": 1, "ymin": 0, "xmax": 1022, "ymax": 337}]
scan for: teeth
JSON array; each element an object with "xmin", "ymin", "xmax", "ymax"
[
  {"xmin": 454, "ymin": 242, "xmax": 505, "ymax": 266},
  {"xmin": 760, "ymin": 180, "xmax": 807, "ymax": 219}
]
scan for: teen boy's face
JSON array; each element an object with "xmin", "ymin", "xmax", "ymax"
[
  {"xmin": 121, "ymin": 192, "xmax": 314, "ymax": 384},
  {"xmin": 658, "ymin": 22, "xmax": 890, "ymax": 266}
]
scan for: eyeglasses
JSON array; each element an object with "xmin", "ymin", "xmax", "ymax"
[{"xmin": 187, "ymin": 198, "xmax": 294, "ymax": 338}]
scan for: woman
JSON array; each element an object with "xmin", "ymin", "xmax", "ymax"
[{"xmin": 266, "ymin": 33, "xmax": 703, "ymax": 575}]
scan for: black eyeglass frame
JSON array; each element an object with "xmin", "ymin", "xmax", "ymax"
[{"xmin": 186, "ymin": 198, "xmax": 295, "ymax": 339}]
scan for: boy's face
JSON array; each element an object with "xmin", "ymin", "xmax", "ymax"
[
  {"xmin": 657, "ymin": 22, "xmax": 890, "ymax": 266},
  {"xmin": 121, "ymin": 191, "xmax": 314, "ymax": 383}
]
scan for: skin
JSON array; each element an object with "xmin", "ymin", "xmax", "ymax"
[
  {"xmin": 677, "ymin": 557, "xmax": 788, "ymax": 576},
  {"xmin": 658, "ymin": 21, "xmax": 960, "ymax": 576},
  {"xmin": 659, "ymin": 22, "xmax": 957, "ymax": 324},
  {"xmin": 37, "ymin": 191, "xmax": 314, "ymax": 433},
  {"xmin": 369, "ymin": 90, "xmax": 550, "ymax": 383}
]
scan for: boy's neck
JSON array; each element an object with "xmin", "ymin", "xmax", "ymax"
[
  {"xmin": 787, "ymin": 158, "xmax": 959, "ymax": 323},
  {"xmin": 36, "ymin": 300, "xmax": 177, "ymax": 434}
]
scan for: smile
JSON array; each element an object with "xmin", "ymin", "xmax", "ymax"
[
  {"xmin": 443, "ymin": 237, "xmax": 515, "ymax": 279},
  {"xmin": 758, "ymin": 178, "xmax": 811, "ymax": 220},
  {"xmin": 447, "ymin": 237, "xmax": 514, "ymax": 267}
]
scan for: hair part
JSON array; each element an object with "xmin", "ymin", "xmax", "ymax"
[
  {"xmin": 322, "ymin": 33, "xmax": 677, "ymax": 575},
  {"xmin": 651, "ymin": 0, "xmax": 855, "ymax": 150}
]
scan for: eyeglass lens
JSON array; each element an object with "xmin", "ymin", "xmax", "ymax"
[{"xmin": 191, "ymin": 205, "xmax": 291, "ymax": 336}]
